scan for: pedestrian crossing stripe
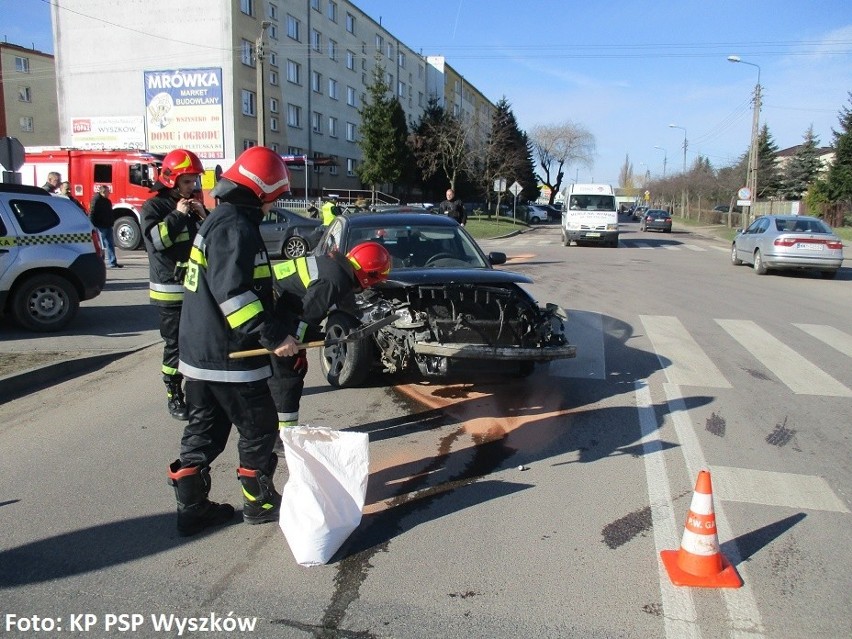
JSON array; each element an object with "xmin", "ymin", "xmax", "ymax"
[{"xmin": 0, "ymin": 233, "xmax": 92, "ymax": 247}]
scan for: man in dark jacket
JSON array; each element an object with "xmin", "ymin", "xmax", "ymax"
[
  {"xmin": 141, "ymin": 149, "xmax": 207, "ymax": 420},
  {"xmin": 439, "ymin": 188, "xmax": 467, "ymax": 225},
  {"xmin": 168, "ymin": 146, "xmax": 298, "ymax": 537},
  {"xmin": 269, "ymin": 242, "xmax": 391, "ymax": 431},
  {"xmin": 89, "ymin": 185, "xmax": 121, "ymax": 268}
]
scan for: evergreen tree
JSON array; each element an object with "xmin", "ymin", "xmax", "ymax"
[
  {"xmin": 484, "ymin": 98, "xmax": 539, "ymax": 205},
  {"xmin": 825, "ymin": 92, "xmax": 852, "ymax": 212},
  {"xmin": 356, "ymin": 61, "xmax": 411, "ymax": 195},
  {"xmin": 756, "ymin": 123, "xmax": 782, "ymax": 199},
  {"xmin": 781, "ymin": 125, "xmax": 822, "ymax": 200}
]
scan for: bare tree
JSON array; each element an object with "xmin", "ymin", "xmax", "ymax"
[
  {"xmin": 619, "ymin": 154, "xmax": 635, "ymax": 189},
  {"xmin": 530, "ymin": 121, "xmax": 595, "ymax": 204}
]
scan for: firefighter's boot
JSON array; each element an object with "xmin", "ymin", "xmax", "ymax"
[
  {"xmin": 167, "ymin": 460, "xmax": 235, "ymax": 536},
  {"xmin": 164, "ymin": 376, "xmax": 188, "ymax": 421},
  {"xmin": 238, "ymin": 466, "xmax": 281, "ymax": 525}
]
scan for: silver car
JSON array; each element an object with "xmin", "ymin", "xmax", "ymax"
[{"xmin": 731, "ymin": 215, "xmax": 844, "ymax": 278}]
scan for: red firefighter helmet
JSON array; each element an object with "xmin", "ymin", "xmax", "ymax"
[
  {"xmin": 158, "ymin": 149, "xmax": 204, "ymax": 188},
  {"xmin": 346, "ymin": 241, "xmax": 391, "ymax": 289},
  {"xmin": 218, "ymin": 146, "xmax": 290, "ymax": 203}
]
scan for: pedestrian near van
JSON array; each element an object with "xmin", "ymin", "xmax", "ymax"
[
  {"xmin": 168, "ymin": 146, "xmax": 298, "ymax": 537},
  {"xmin": 439, "ymin": 188, "xmax": 466, "ymax": 226},
  {"xmin": 141, "ymin": 149, "xmax": 208, "ymax": 421},
  {"xmin": 57, "ymin": 181, "xmax": 85, "ymax": 211},
  {"xmin": 42, "ymin": 171, "xmax": 61, "ymax": 194},
  {"xmin": 89, "ymin": 185, "xmax": 122, "ymax": 268}
]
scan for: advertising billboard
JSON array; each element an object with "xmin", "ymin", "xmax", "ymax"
[{"xmin": 70, "ymin": 116, "xmax": 146, "ymax": 149}]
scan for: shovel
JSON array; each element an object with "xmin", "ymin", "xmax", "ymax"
[{"xmin": 229, "ymin": 313, "xmax": 398, "ymax": 359}]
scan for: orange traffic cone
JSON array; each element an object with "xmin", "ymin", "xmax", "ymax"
[{"xmin": 660, "ymin": 470, "xmax": 742, "ymax": 588}]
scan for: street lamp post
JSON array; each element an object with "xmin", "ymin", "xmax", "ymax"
[
  {"xmin": 669, "ymin": 124, "xmax": 687, "ymax": 217},
  {"xmin": 654, "ymin": 145, "xmax": 667, "ymax": 179},
  {"xmin": 727, "ymin": 55, "xmax": 761, "ymax": 228},
  {"xmin": 256, "ymin": 20, "xmax": 272, "ymax": 147}
]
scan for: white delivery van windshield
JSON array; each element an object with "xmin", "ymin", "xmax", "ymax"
[{"xmin": 569, "ymin": 194, "xmax": 616, "ymax": 211}]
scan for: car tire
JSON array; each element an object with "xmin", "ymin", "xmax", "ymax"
[
  {"xmin": 753, "ymin": 250, "xmax": 768, "ymax": 275},
  {"xmin": 11, "ymin": 273, "xmax": 80, "ymax": 332},
  {"xmin": 731, "ymin": 244, "xmax": 743, "ymax": 266},
  {"xmin": 319, "ymin": 312, "xmax": 373, "ymax": 388},
  {"xmin": 114, "ymin": 215, "xmax": 142, "ymax": 251},
  {"xmin": 283, "ymin": 235, "xmax": 309, "ymax": 259}
]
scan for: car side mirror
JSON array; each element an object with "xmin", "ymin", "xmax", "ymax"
[{"xmin": 488, "ymin": 251, "xmax": 507, "ymax": 266}]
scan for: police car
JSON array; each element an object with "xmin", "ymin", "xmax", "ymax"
[{"xmin": 0, "ymin": 183, "xmax": 106, "ymax": 331}]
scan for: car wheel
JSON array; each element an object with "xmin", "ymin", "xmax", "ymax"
[
  {"xmin": 319, "ymin": 312, "xmax": 373, "ymax": 388},
  {"xmin": 821, "ymin": 269, "xmax": 839, "ymax": 280},
  {"xmin": 731, "ymin": 244, "xmax": 743, "ymax": 266},
  {"xmin": 283, "ymin": 235, "xmax": 309, "ymax": 259},
  {"xmin": 11, "ymin": 273, "xmax": 80, "ymax": 332},
  {"xmin": 753, "ymin": 250, "xmax": 768, "ymax": 275},
  {"xmin": 114, "ymin": 215, "xmax": 142, "ymax": 250}
]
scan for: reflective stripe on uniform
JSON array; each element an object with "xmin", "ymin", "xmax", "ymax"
[
  {"xmin": 152, "ymin": 220, "xmax": 190, "ymax": 251},
  {"xmin": 189, "ymin": 245, "xmax": 207, "ymax": 267},
  {"xmin": 150, "ymin": 282, "xmax": 184, "ymax": 302},
  {"xmin": 162, "ymin": 364, "xmax": 179, "ymax": 376},
  {"xmin": 278, "ymin": 411, "xmax": 299, "ymax": 429},
  {"xmin": 272, "ymin": 256, "xmax": 317, "ymax": 287},
  {"xmin": 219, "ymin": 290, "xmax": 263, "ymax": 328},
  {"xmin": 178, "ymin": 360, "xmax": 271, "ymax": 383}
]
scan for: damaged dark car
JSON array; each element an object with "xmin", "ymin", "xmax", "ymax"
[{"xmin": 313, "ymin": 211, "xmax": 576, "ymax": 387}]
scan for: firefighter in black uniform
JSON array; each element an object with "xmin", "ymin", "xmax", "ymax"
[
  {"xmin": 142, "ymin": 149, "xmax": 207, "ymax": 420},
  {"xmin": 269, "ymin": 242, "xmax": 392, "ymax": 430},
  {"xmin": 166, "ymin": 146, "xmax": 299, "ymax": 537}
]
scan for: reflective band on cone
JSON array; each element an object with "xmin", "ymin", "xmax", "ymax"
[{"xmin": 660, "ymin": 470, "xmax": 743, "ymax": 588}]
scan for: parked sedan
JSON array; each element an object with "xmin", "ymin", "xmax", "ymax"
[
  {"xmin": 312, "ymin": 211, "xmax": 576, "ymax": 387},
  {"xmin": 640, "ymin": 209, "xmax": 672, "ymax": 232},
  {"xmin": 525, "ymin": 204, "xmax": 550, "ymax": 224},
  {"xmin": 259, "ymin": 207, "xmax": 323, "ymax": 259},
  {"xmin": 731, "ymin": 215, "xmax": 844, "ymax": 278}
]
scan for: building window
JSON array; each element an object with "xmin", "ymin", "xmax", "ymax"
[
  {"xmin": 328, "ymin": 116, "xmax": 338, "ymax": 137},
  {"xmin": 386, "ymin": 43, "xmax": 393, "ymax": 60},
  {"xmin": 346, "ymin": 50, "xmax": 355, "ymax": 71},
  {"xmin": 287, "ymin": 60, "xmax": 301, "ymax": 84},
  {"xmin": 311, "ymin": 29, "xmax": 321, "ymax": 52},
  {"xmin": 287, "ymin": 104, "xmax": 301, "ymax": 127},
  {"xmin": 243, "ymin": 139, "xmax": 257, "ymax": 150},
  {"xmin": 375, "ymin": 35, "xmax": 383, "ymax": 52},
  {"xmin": 268, "ymin": 23, "xmax": 278, "ymax": 40},
  {"xmin": 270, "ymin": 117, "xmax": 279, "ymax": 132},
  {"xmin": 269, "ymin": 97, "xmax": 279, "ymax": 113},
  {"xmin": 288, "ymin": 146, "xmax": 303, "ymax": 156},
  {"xmin": 241, "ymin": 40, "xmax": 254, "ymax": 66},
  {"xmin": 346, "ymin": 122, "xmax": 356, "ymax": 141},
  {"xmin": 269, "ymin": 52, "xmax": 278, "ymax": 67},
  {"xmin": 385, "ymin": 72, "xmax": 393, "ymax": 88},
  {"xmin": 18, "ymin": 87, "xmax": 32, "ymax": 102},
  {"xmin": 397, "ymin": 81, "xmax": 406, "ymax": 98},
  {"xmin": 241, "ymin": 90, "xmax": 256, "ymax": 116},
  {"xmin": 240, "ymin": 0, "xmax": 253, "ymax": 16},
  {"xmin": 346, "ymin": 158, "xmax": 356, "ymax": 176},
  {"xmin": 311, "ymin": 70, "xmax": 322, "ymax": 93},
  {"xmin": 398, "ymin": 51, "xmax": 406, "ymax": 68},
  {"xmin": 267, "ymin": 2, "xmax": 278, "ymax": 20},
  {"xmin": 329, "ymin": 156, "xmax": 339, "ymax": 175},
  {"xmin": 271, "ymin": 143, "xmax": 279, "ymax": 153},
  {"xmin": 327, "ymin": 1, "xmax": 337, "ymax": 22},
  {"xmin": 15, "ymin": 56, "xmax": 30, "ymax": 73},
  {"xmin": 20, "ymin": 116, "xmax": 34, "ymax": 132},
  {"xmin": 346, "ymin": 86, "xmax": 356, "ymax": 107},
  {"xmin": 286, "ymin": 15, "xmax": 300, "ymax": 41},
  {"xmin": 269, "ymin": 70, "xmax": 278, "ymax": 86},
  {"xmin": 346, "ymin": 12, "xmax": 355, "ymax": 34},
  {"xmin": 328, "ymin": 78, "xmax": 338, "ymax": 99},
  {"xmin": 311, "ymin": 0, "xmax": 320, "ymax": 10},
  {"xmin": 328, "ymin": 39, "xmax": 337, "ymax": 61},
  {"xmin": 312, "ymin": 111, "xmax": 322, "ymax": 133}
]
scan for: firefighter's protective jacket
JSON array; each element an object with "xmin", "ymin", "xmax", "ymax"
[
  {"xmin": 142, "ymin": 192, "xmax": 202, "ymax": 306},
  {"xmin": 178, "ymin": 202, "xmax": 288, "ymax": 383},
  {"xmin": 272, "ymin": 252, "xmax": 358, "ymax": 342}
]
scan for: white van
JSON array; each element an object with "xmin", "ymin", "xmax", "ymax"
[{"xmin": 561, "ymin": 184, "xmax": 619, "ymax": 247}]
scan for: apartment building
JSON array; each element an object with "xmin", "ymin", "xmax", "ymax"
[
  {"xmin": 50, "ymin": 0, "xmax": 495, "ymax": 196},
  {"xmin": 0, "ymin": 42, "xmax": 59, "ymax": 146}
]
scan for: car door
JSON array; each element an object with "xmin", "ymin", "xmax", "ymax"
[
  {"xmin": 0, "ymin": 205, "xmax": 21, "ymax": 286},
  {"xmin": 739, "ymin": 217, "xmax": 767, "ymax": 257}
]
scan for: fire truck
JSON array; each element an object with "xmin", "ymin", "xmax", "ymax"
[{"xmin": 18, "ymin": 147, "xmax": 165, "ymax": 250}]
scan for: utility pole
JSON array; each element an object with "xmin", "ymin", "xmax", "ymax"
[
  {"xmin": 728, "ymin": 56, "xmax": 762, "ymax": 228},
  {"xmin": 669, "ymin": 124, "xmax": 687, "ymax": 217},
  {"xmin": 654, "ymin": 145, "xmax": 667, "ymax": 179},
  {"xmin": 256, "ymin": 20, "xmax": 271, "ymax": 147}
]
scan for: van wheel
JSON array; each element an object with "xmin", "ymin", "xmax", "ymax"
[
  {"xmin": 114, "ymin": 215, "xmax": 142, "ymax": 250},
  {"xmin": 11, "ymin": 273, "xmax": 80, "ymax": 332}
]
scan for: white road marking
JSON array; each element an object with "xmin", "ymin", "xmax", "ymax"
[
  {"xmin": 684, "ymin": 244, "xmax": 707, "ymax": 252},
  {"xmin": 711, "ymin": 467, "xmax": 850, "ymax": 513},
  {"xmin": 641, "ymin": 315, "xmax": 731, "ymax": 388},
  {"xmin": 793, "ymin": 324, "xmax": 852, "ymax": 359},
  {"xmin": 716, "ymin": 319, "xmax": 852, "ymax": 397}
]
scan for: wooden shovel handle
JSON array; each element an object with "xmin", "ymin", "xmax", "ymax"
[{"xmin": 228, "ymin": 340, "xmax": 329, "ymax": 359}]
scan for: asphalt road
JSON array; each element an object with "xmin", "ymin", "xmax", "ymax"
[{"xmin": 1, "ymin": 220, "xmax": 850, "ymax": 638}]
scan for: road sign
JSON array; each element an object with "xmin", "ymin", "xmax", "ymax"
[
  {"xmin": 737, "ymin": 186, "xmax": 751, "ymax": 200},
  {"xmin": 509, "ymin": 181, "xmax": 522, "ymax": 197},
  {"xmin": 0, "ymin": 137, "xmax": 25, "ymax": 172},
  {"xmin": 493, "ymin": 178, "xmax": 507, "ymax": 192}
]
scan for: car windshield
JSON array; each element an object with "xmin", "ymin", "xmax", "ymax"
[
  {"xmin": 775, "ymin": 217, "xmax": 831, "ymax": 234},
  {"xmin": 348, "ymin": 222, "xmax": 490, "ymax": 269}
]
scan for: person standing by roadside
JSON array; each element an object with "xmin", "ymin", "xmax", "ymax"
[
  {"xmin": 89, "ymin": 185, "xmax": 122, "ymax": 269},
  {"xmin": 439, "ymin": 188, "xmax": 466, "ymax": 226},
  {"xmin": 168, "ymin": 146, "xmax": 298, "ymax": 536},
  {"xmin": 141, "ymin": 149, "xmax": 207, "ymax": 421},
  {"xmin": 320, "ymin": 197, "xmax": 340, "ymax": 225},
  {"xmin": 42, "ymin": 172, "xmax": 61, "ymax": 194},
  {"xmin": 57, "ymin": 181, "xmax": 85, "ymax": 211}
]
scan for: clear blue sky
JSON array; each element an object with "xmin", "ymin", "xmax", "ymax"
[{"xmin": 4, "ymin": 0, "xmax": 851, "ymax": 186}]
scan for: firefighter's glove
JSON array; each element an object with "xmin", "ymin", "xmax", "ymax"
[{"xmin": 293, "ymin": 349, "xmax": 308, "ymax": 375}]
